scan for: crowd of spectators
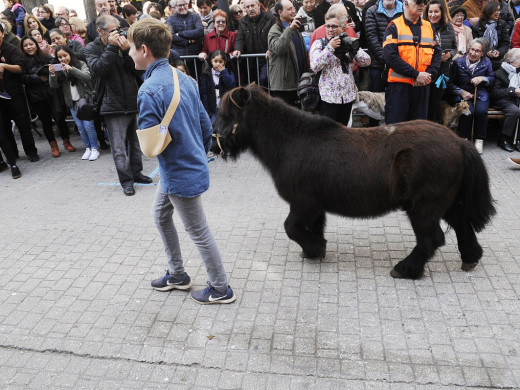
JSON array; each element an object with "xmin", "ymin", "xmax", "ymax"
[{"xmin": 2, "ymin": 0, "xmax": 520, "ymax": 183}]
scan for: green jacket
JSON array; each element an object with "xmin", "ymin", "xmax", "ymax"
[
  {"xmin": 267, "ymin": 21, "xmax": 308, "ymax": 91},
  {"xmin": 49, "ymin": 60, "xmax": 94, "ymax": 108}
]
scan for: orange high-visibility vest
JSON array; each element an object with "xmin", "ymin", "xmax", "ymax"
[{"xmin": 383, "ymin": 16, "xmax": 435, "ymax": 85}]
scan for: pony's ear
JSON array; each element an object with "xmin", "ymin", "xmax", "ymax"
[{"xmin": 230, "ymin": 87, "xmax": 252, "ymax": 107}]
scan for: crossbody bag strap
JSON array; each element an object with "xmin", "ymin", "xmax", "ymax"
[
  {"xmin": 225, "ymin": 38, "xmax": 229, "ymax": 54},
  {"xmin": 160, "ymin": 66, "xmax": 181, "ymax": 126}
]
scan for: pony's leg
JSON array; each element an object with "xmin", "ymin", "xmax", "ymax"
[
  {"xmin": 451, "ymin": 220, "xmax": 483, "ymax": 271},
  {"xmin": 390, "ymin": 214, "xmax": 442, "ymax": 279},
  {"xmin": 284, "ymin": 207, "xmax": 327, "ymax": 259}
]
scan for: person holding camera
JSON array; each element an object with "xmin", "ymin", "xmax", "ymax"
[
  {"xmin": 268, "ymin": 0, "xmax": 308, "ymax": 106},
  {"xmin": 310, "ymin": 7, "xmax": 370, "ymax": 125},
  {"xmin": 85, "ymin": 15, "xmax": 151, "ymax": 196},
  {"xmin": 382, "ymin": 0, "xmax": 441, "ymax": 124}
]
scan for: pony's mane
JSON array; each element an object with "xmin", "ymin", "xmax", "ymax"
[{"xmin": 246, "ymin": 86, "xmax": 341, "ymax": 136}]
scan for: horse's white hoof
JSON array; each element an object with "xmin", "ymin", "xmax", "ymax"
[{"xmin": 461, "ymin": 262, "xmax": 478, "ymax": 271}]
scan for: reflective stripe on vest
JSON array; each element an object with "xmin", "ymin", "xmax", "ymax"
[{"xmin": 383, "ymin": 16, "xmax": 435, "ymax": 85}]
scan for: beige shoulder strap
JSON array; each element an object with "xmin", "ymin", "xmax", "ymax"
[{"xmin": 160, "ymin": 66, "xmax": 181, "ymax": 126}]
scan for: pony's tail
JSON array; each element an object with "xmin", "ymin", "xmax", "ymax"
[{"xmin": 446, "ymin": 144, "xmax": 496, "ymax": 232}]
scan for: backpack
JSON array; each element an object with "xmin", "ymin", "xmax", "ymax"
[
  {"xmin": 297, "ymin": 71, "xmax": 321, "ymax": 112},
  {"xmin": 297, "ymin": 38, "xmax": 326, "ymax": 112}
]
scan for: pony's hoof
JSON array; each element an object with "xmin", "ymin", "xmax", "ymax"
[
  {"xmin": 461, "ymin": 262, "xmax": 478, "ymax": 271},
  {"xmin": 390, "ymin": 269, "xmax": 404, "ymax": 278},
  {"xmin": 299, "ymin": 251, "xmax": 324, "ymax": 260}
]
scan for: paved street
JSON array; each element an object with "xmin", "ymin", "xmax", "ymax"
[{"xmin": 1, "ymin": 127, "xmax": 519, "ymax": 390}]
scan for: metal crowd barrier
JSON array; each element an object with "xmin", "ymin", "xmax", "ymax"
[{"xmin": 179, "ymin": 53, "xmax": 270, "ymax": 92}]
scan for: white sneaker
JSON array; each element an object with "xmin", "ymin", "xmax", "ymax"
[
  {"xmin": 82, "ymin": 148, "xmax": 91, "ymax": 160},
  {"xmin": 89, "ymin": 149, "xmax": 100, "ymax": 161},
  {"xmin": 475, "ymin": 139, "xmax": 483, "ymax": 154}
]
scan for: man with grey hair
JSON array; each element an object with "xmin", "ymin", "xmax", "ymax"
[
  {"xmin": 54, "ymin": 6, "xmax": 69, "ymax": 19},
  {"xmin": 85, "ymin": 15, "xmax": 151, "ymax": 196},
  {"xmin": 86, "ymin": 0, "xmax": 129, "ymax": 43},
  {"xmin": 233, "ymin": 0, "xmax": 276, "ymax": 86}
]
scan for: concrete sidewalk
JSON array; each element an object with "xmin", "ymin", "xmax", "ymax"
[{"xmin": 0, "ymin": 131, "xmax": 519, "ymax": 389}]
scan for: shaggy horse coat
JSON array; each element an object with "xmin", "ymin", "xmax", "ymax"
[{"xmin": 212, "ymin": 85, "xmax": 496, "ymax": 279}]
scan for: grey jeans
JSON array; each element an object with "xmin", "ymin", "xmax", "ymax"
[
  {"xmin": 104, "ymin": 114, "xmax": 143, "ymax": 186},
  {"xmin": 152, "ymin": 186, "xmax": 228, "ymax": 293}
]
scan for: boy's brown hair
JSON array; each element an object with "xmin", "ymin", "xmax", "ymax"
[{"xmin": 127, "ymin": 18, "xmax": 172, "ymax": 59}]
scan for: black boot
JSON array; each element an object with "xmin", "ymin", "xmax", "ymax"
[{"xmin": 497, "ymin": 136, "xmax": 514, "ymax": 152}]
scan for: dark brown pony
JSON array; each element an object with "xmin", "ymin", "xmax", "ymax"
[{"xmin": 212, "ymin": 85, "xmax": 496, "ymax": 279}]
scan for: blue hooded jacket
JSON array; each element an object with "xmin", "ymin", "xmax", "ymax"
[{"xmin": 137, "ymin": 58, "xmax": 213, "ymax": 197}]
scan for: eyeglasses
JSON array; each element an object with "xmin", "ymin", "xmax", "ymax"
[
  {"xmin": 215, "ymin": 20, "xmax": 226, "ymax": 24},
  {"xmin": 60, "ymin": 22, "xmax": 70, "ymax": 27},
  {"xmin": 232, "ymin": 10, "xmax": 243, "ymax": 15},
  {"xmin": 176, "ymin": 3, "xmax": 187, "ymax": 8},
  {"xmin": 325, "ymin": 24, "xmax": 340, "ymax": 29},
  {"xmin": 413, "ymin": 0, "xmax": 425, "ymax": 5}
]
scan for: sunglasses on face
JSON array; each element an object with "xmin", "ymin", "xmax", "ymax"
[
  {"xmin": 232, "ymin": 10, "xmax": 243, "ymax": 15},
  {"xmin": 215, "ymin": 20, "xmax": 226, "ymax": 24}
]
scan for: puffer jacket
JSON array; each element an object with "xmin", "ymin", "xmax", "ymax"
[
  {"xmin": 167, "ymin": 12, "xmax": 204, "ymax": 55},
  {"xmin": 234, "ymin": 9, "xmax": 276, "ymax": 61},
  {"xmin": 20, "ymin": 54, "xmax": 52, "ymax": 103},
  {"xmin": 49, "ymin": 60, "xmax": 94, "ymax": 108},
  {"xmin": 268, "ymin": 21, "xmax": 308, "ymax": 91},
  {"xmin": 84, "ymin": 37, "xmax": 141, "ymax": 115},
  {"xmin": 364, "ymin": 0, "xmax": 403, "ymax": 69},
  {"xmin": 432, "ymin": 23, "xmax": 457, "ymax": 76}
]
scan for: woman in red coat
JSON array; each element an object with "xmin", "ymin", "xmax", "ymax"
[{"xmin": 198, "ymin": 10, "xmax": 236, "ymax": 61}]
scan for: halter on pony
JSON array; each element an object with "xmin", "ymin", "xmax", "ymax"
[{"xmin": 212, "ymin": 93, "xmax": 242, "ymax": 155}]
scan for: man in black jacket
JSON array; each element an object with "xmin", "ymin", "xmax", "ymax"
[
  {"xmin": 85, "ymin": 15, "xmax": 151, "ymax": 196},
  {"xmin": 86, "ymin": 0, "xmax": 129, "ymax": 44},
  {"xmin": 232, "ymin": 0, "xmax": 276, "ymax": 86}
]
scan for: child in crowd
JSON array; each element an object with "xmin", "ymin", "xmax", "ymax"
[
  {"xmin": 199, "ymin": 50, "xmax": 235, "ymax": 122},
  {"xmin": 3, "ymin": 0, "xmax": 25, "ymax": 37},
  {"xmin": 49, "ymin": 45, "xmax": 100, "ymax": 161},
  {"xmin": 28, "ymin": 29, "xmax": 53, "ymax": 55}
]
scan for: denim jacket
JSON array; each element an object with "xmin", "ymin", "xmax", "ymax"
[{"xmin": 137, "ymin": 58, "xmax": 213, "ymax": 197}]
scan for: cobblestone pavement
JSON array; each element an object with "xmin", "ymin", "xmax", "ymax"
[{"xmin": 1, "ymin": 126, "xmax": 519, "ymax": 390}]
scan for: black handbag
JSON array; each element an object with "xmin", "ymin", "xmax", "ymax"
[{"xmin": 74, "ymin": 96, "xmax": 96, "ymax": 121}]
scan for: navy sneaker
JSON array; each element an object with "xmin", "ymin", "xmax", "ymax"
[
  {"xmin": 151, "ymin": 270, "xmax": 193, "ymax": 291},
  {"xmin": 191, "ymin": 282, "xmax": 236, "ymax": 305}
]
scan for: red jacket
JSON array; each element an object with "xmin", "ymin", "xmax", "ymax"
[
  {"xmin": 201, "ymin": 29, "xmax": 236, "ymax": 55},
  {"xmin": 512, "ymin": 20, "xmax": 520, "ymax": 48}
]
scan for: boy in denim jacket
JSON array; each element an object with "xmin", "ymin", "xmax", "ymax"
[{"xmin": 127, "ymin": 18, "xmax": 236, "ymax": 305}]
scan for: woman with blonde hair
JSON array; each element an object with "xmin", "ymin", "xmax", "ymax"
[
  {"xmin": 68, "ymin": 17, "xmax": 87, "ymax": 43},
  {"xmin": 24, "ymin": 14, "xmax": 49, "ymax": 42}
]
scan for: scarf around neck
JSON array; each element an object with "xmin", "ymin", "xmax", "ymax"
[
  {"xmin": 501, "ymin": 61, "xmax": 520, "ymax": 89},
  {"xmin": 483, "ymin": 21, "xmax": 498, "ymax": 51},
  {"xmin": 452, "ymin": 23, "xmax": 466, "ymax": 54},
  {"xmin": 466, "ymin": 56, "xmax": 481, "ymax": 73}
]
